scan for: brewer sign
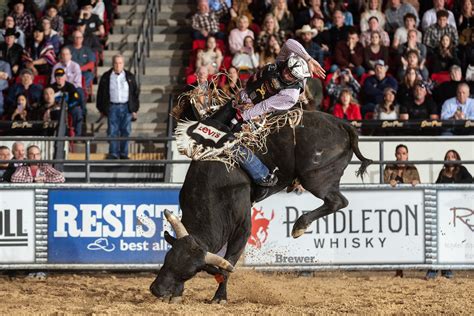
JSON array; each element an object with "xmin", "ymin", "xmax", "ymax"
[
  {"xmin": 245, "ymin": 190, "xmax": 425, "ymax": 265},
  {"xmin": 0, "ymin": 190, "xmax": 35, "ymax": 263},
  {"xmin": 437, "ymin": 190, "xmax": 474, "ymax": 264},
  {"xmin": 48, "ymin": 189, "xmax": 180, "ymax": 263}
]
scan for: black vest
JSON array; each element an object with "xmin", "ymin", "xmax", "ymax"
[{"xmin": 245, "ymin": 63, "xmax": 303, "ymax": 104}]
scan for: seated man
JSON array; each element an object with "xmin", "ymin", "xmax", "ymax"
[
  {"xmin": 11, "ymin": 145, "xmax": 65, "ymax": 183},
  {"xmin": 441, "ymin": 83, "xmax": 474, "ymax": 120},
  {"xmin": 215, "ymin": 39, "xmax": 325, "ymax": 187}
]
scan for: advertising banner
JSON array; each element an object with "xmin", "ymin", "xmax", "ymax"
[
  {"xmin": 48, "ymin": 189, "xmax": 180, "ymax": 263},
  {"xmin": 0, "ymin": 190, "xmax": 35, "ymax": 263},
  {"xmin": 245, "ymin": 190, "xmax": 425, "ymax": 266},
  {"xmin": 437, "ymin": 190, "xmax": 474, "ymax": 263}
]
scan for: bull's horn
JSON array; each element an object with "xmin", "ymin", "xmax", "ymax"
[
  {"xmin": 164, "ymin": 209, "xmax": 189, "ymax": 238},
  {"xmin": 205, "ymin": 252, "xmax": 235, "ymax": 272}
]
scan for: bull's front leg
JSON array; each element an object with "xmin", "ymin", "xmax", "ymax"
[{"xmin": 211, "ymin": 225, "xmax": 250, "ymax": 304}]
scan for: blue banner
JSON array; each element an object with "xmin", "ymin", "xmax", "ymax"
[{"xmin": 48, "ymin": 189, "xmax": 180, "ymax": 263}]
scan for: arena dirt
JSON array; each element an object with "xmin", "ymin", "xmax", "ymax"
[{"xmin": 1, "ymin": 270, "xmax": 473, "ymax": 314}]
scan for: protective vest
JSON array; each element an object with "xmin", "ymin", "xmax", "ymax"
[{"xmin": 244, "ymin": 63, "xmax": 303, "ymax": 105}]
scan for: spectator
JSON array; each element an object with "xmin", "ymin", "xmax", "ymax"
[
  {"xmin": 362, "ymin": 59, "xmax": 398, "ymax": 115},
  {"xmin": 228, "ymin": 15, "xmax": 254, "ymax": 55},
  {"xmin": 326, "ymin": 68, "xmax": 361, "ymax": 105},
  {"xmin": 430, "ymin": 34, "xmax": 461, "ymax": 74},
  {"xmin": 360, "ymin": 16, "xmax": 390, "ymax": 47},
  {"xmin": 91, "ymin": 0, "xmax": 105, "ymax": 22},
  {"xmin": 384, "ymin": 146, "xmax": 421, "ymax": 279},
  {"xmin": 66, "ymin": 30, "xmax": 96, "ymax": 88},
  {"xmin": 77, "ymin": 0, "xmax": 105, "ymax": 39},
  {"xmin": 196, "ymin": 35, "xmax": 223, "ymax": 75},
  {"xmin": 309, "ymin": 12, "xmax": 329, "ymax": 55},
  {"xmin": 374, "ymin": 87, "xmax": 399, "ymax": 119},
  {"xmin": 272, "ymin": 0, "xmax": 294, "ymax": 35},
  {"xmin": 295, "ymin": 0, "xmax": 325, "ymax": 30},
  {"xmin": 0, "ymin": 59, "xmax": 12, "ymax": 117},
  {"xmin": 332, "ymin": 88, "xmax": 362, "ymax": 120},
  {"xmin": 296, "ymin": 24, "xmax": 324, "ymax": 66},
  {"xmin": 50, "ymin": 68, "xmax": 83, "ymax": 136},
  {"xmin": 324, "ymin": 10, "xmax": 351, "ymax": 52},
  {"xmin": 41, "ymin": 17, "xmax": 62, "ymax": 55},
  {"xmin": 424, "ymin": 10, "xmax": 459, "ymax": 51},
  {"xmin": 96, "ymin": 55, "xmax": 140, "ymax": 160},
  {"xmin": 72, "ymin": 21, "xmax": 102, "ymax": 53},
  {"xmin": 383, "ymin": 144, "xmax": 420, "ymax": 187},
  {"xmin": 259, "ymin": 34, "xmax": 281, "ymax": 66},
  {"xmin": 10, "ymin": 0, "xmax": 35, "ymax": 38},
  {"xmin": 248, "ymin": 0, "xmax": 272, "ymax": 26},
  {"xmin": 0, "ymin": 27, "xmax": 24, "ymax": 75},
  {"xmin": 51, "ymin": 47, "xmax": 82, "ymax": 90},
  {"xmin": 11, "ymin": 144, "xmax": 65, "ymax": 183},
  {"xmin": 23, "ymin": 25, "xmax": 57, "ymax": 76},
  {"xmin": 191, "ymin": 0, "xmax": 229, "ymax": 40},
  {"xmin": 426, "ymin": 149, "xmax": 473, "ymax": 280},
  {"xmin": 56, "ymin": 0, "xmax": 78, "ymax": 25},
  {"xmin": 209, "ymin": 0, "xmax": 231, "ymax": 12},
  {"xmin": 421, "ymin": 0, "xmax": 457, "ymax": 32},
  {"xmin": 257, "ymin": 13, "xmax": 285, "ymax": 52},
  {"xmin": 398, "ymin": 29, "xmax": 428, "ymax": 63},
  {"xmin": 232, "ymin": 35, "xmax": 259, "ymax": 71},
  {"xmin": 332, "ymin": 27, "xmax": 365, "ymax": 77},
  {"xmin": 2, "ymin": 141, "xmax": 25, "ymax": 182},
  {"xmin": 44, "ymin": 4, "xmax": 64, "ymax": 36},
  {"xmin": 436, "ymin": 150, "xmax": 473, "ymax": 183},
  {"xmin": 6, "ymin": 68, "xmax": 42, "ymax": 116},
  {"xmin": 323, "ymin": 0, "xmax": 353, "ymax": 27},
  {"xmin": 392, "ymin": 12, "xmax": 422, "ymax": 49},
  {"xmin": 0, "ymin": 146, "xmax": 11, "ymax": 180},
  {"xmin": 41, "ymin": 86, "xmax": 62, "ymax": 122},
  {"xmin": 399, "ymin": 82, "xmax": 439, "ymax": 120},
  {"xmin": 456, "ymin": 0, "xmax": 474, "ymax": 34},
  {"xmin": 0, "ymin": 15, "xmax": 25, "ymax": 47},
  {"xmin": 397, "ymin": 66, "xmax": 420, "ymax": 106},
  {"xmin": 384, "ymin": 0, "xmax": 418, "ymax": 35},
  {"xmin": 220, "ymin": 66, "xmax": 240, "ymax": 99},
  {"xmin": 10, "ymin": 93, "xmax": 28, "ymax": 121},
  {"xmin": 433, "ymin": 65, "xmax": 474, "ymax": 108},
  {"xmin": 360, "ymin": 0, "xmax": 386, "ymax": 33},
  {"xmin": 399, "ymin": 49, "xmax": 429, "ymax": 81},
  {"xmin": 363, "ymin": 31, "xmax": 389, "ymax": 73},
  {"xmin": 227, "ymin": 0, "xmax": 253, "ymax": 31},
  {"xmin": 441, "ymin": 83, "xmax": 474, "ymax": 119}
]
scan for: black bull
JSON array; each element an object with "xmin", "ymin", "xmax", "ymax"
[{"xmin": 150, "ymin": 110, "xmax": 372, "ymax": 303}]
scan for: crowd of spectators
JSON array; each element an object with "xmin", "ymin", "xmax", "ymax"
[
  {"xmin": 189, "ymin": 0, "xmax": 474, "ymax": 126},
  {"xmin": 0, "ymin": 0, "xmax": 118, "ymax": 137}
]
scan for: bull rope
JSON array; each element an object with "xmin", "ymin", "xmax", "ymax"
[{"xmin": 173, "ymin": 73, "xmax": 303, "ymax": 171}]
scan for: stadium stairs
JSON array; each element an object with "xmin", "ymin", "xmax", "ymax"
[{"xmin": 64, "ymin": 0, "xmax": 192, "ymax": 183}]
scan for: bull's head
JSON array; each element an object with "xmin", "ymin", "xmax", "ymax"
[{"xmin": 150, "ymin": 210, "xmax": 234, "ymax": 302}]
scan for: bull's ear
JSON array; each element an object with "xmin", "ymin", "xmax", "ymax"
[{"xmin": 164, "ymin": 231, "xmax": 177, "ymax": 245}]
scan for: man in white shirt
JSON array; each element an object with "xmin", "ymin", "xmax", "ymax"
[{"xmin": 421, "ymin": 0, "xmax": 457, "ymax": 31}]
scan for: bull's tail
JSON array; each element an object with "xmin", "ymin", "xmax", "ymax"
[{"xmin": 342, "ymin": 124, "xmax": 373, "ymax": 181}]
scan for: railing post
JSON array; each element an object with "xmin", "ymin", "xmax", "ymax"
[
  {"xmin": 379, "ymin": 140, "xmax": 384, "ymax": 184},
  {"xmin": 85, "ymin": 140, "xmax": 91, "ymax": 183}
]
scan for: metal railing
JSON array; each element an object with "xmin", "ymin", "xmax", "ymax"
[
  {"xmin": 128, "ymin": 0, "xmax": 157, "ymax": 91},
  {"xmin": 0, "ymin": 135, "xmax": 472, "ymax": 183}
]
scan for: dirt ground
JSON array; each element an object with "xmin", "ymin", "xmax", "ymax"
[{"xmin": 0, "ymin": 270, "xmax": 473, "ymax": 314}]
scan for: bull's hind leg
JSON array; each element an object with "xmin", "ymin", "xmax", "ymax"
[{"xmin": 292, "ymin": 190, "xmax": 348, "ymax": 238}]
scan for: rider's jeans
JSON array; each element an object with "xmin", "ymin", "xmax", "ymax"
[{"xmin": 235, "ymin": 145, "xmax": 269, "ymax": 183}]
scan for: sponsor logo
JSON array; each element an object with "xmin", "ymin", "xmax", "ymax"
[
  {"xmin": 382, "ymin": 120, "xmax": 404, "ymax": 128},
  {"xmin": 194, "ymin": 123, "xmax": 225, "ymax": 142},
  {"xmin": 421, "ymin": 120, "xmax": 443, "ymax": 128},
  {"xmin": 451, "ymin": 207, "xmax": 474, "ymax": 232},
  {"xmin": 248, "ymin": 207, "xmax": 274, "ymax": 248},
  {"xmin": 0, "ymin": 209, "xmax": 28, "ymax": 247}
]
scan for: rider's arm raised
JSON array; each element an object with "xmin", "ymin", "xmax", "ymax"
[
  {"xmin": 277, "ymin": 39, "xmax": 325, "ymax": 79},
  {"xmin": 241, "ymin": 88, "xmax": 299, "ymax": 121}
]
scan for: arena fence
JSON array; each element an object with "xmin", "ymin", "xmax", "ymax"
[{"xmin": 0, "ymin": 183, "xmax": 472, "ymax": 271}]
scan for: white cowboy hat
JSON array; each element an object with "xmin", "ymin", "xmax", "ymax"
[{"xmin": 295, "ymin": 25, "xmax": 318, "ymax": 38}]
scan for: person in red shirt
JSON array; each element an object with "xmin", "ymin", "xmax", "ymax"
[{"xmin": 333, "ymin": 88, "xmax": 362, "ymax": 120}]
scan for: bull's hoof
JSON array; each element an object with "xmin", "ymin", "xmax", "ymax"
[
  {"xmin": 291, "ymin": 217, "xmax": 309, "ymax": 238},
  {"xmin": 170, "ymin": 296, "xmax": 183, "ymax": 304},
  {"xmin": 211, "ymin": 298, "xmax": 227, "ymax": 305}
]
